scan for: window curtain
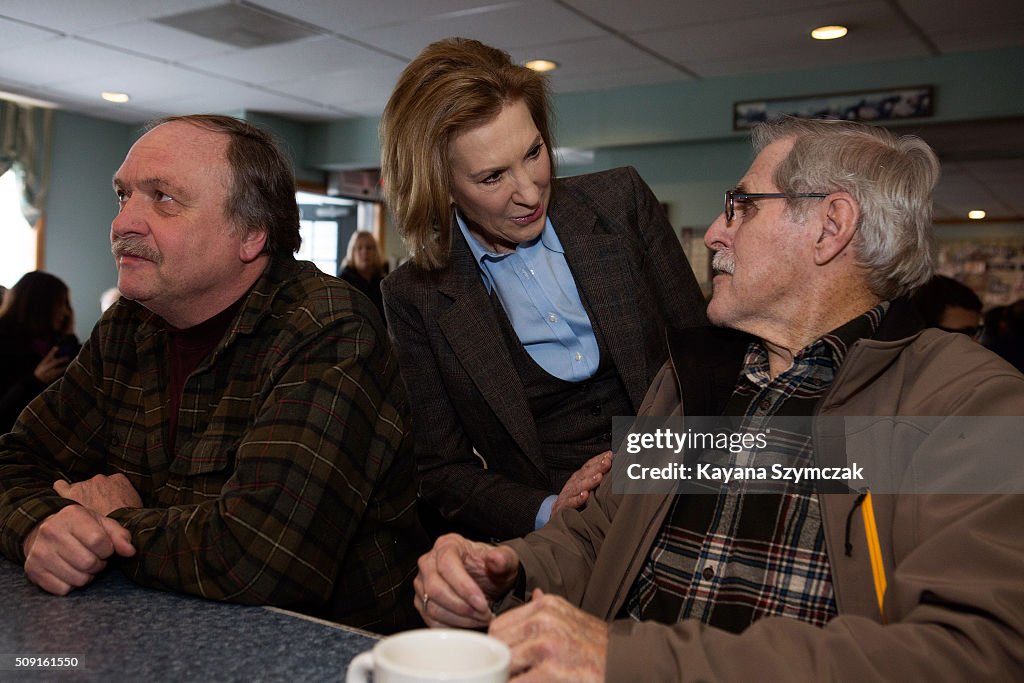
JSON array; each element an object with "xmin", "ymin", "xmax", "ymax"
[{"xmin": 0, "ymin": 99, "xmax": 53, "ymax": 228}]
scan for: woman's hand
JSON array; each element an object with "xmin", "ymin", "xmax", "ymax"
[
  {"xmin": 551, "ymin": 450, "xmax": 612, "ymax": 516},
  {"xmin": 33, "ymin": 347, "xmax": 70, "ymax": 385}
]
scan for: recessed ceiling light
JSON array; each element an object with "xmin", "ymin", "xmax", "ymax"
[
  {"xmin": 101, "ymin": 91, "xmax": 130, "ymax": 103},
  {"xmin": 525, "ymin": 59, "xmax": 558, "ymax": 73},
  {"xmin": 811, "ymin": 25, "xmax": 848, "ymax": 40},
  {"xmin": 968, "ymin": 210, "xmax": 987, "ymax": 220}
]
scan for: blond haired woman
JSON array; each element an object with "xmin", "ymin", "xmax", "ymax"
[
  {"xmin": 340, "ymin": 230, "xmax": 386, "ymax": 323},
  {"xmin": 381, "ymin": 38, "xmax": 706, "ymax": 540}
]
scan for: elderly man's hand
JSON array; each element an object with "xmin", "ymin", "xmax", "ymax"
[
  {"xmin": 552, "ymin": 450, "xmax": 611, "ymax": 516},
  {"xmin": 489, "ymin": 589, "xmax": 607, "ymax": 683},
  {"xmin": 23, "ymin": 505, "xmax": 136, "ymax": 595},
  {"xmin": 414, "ymin": 533, "xmax": 520, "ymax": 628},
  {"xmin": 53, "ymin": 473, "xmax": 142, "ymax": 516}
]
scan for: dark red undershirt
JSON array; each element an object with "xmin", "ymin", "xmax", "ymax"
[{"xmin": 166, "ymin": 298, "xmax": 244, "ymax": 456}]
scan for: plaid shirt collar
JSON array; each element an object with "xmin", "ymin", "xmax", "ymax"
[
  {"xmin": 741, "ymin": 301, "xmax": 891, "ymax": 390},
  {"xmin": 130, "ymin": 253, "xmax": 299, "ymax": 346}
]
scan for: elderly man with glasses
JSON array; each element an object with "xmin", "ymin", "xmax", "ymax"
[{"xmin": 412, "ymin": 117, "xmax": 1024, "ymax": 681}]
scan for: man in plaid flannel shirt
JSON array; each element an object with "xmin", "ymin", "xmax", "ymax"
[{"xmin": 0, "ymin": 115, "xmax": 426, "ymax": 633}]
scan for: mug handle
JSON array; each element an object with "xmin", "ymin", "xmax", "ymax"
[{"xmin": 345, "ymin": 651, "xmax": 375, "ymax": 683}]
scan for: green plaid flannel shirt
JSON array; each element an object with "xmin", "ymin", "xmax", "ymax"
[{"xmin": 0, "ymin": 254, "xmax": 426, "ymax": 633}]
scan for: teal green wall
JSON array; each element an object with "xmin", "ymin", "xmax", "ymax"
[
  {"xmin": 552, "ymin": 46, "xmax": 1024, "ymax": 149},
  {"xmin": 935, "ymin": 222, "xmax": 1024, "ymax": 240},
  {"xmin": 244, "ymin": 112, "xmax": 323, "ymax": 184},
  {"xmin": 306, "ymin": 116, "xmax": 381, "ymax": 171},
  {"xmin": 45, "ymin": 110, "xmax": 134, "ymax": 337}
]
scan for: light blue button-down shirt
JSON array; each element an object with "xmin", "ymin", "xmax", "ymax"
[
  {"xmin": 456, "ymin": 213, "xmax": 600, "ymax": 381},
  {"xmin": 457, "ymin": 213, "xmax": 601, "ymax": 530}
]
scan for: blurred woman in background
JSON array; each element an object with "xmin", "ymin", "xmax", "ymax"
[
  {"xmin": 0, "ymin": 271, "xmax": 79, "ymax": 432},
  {"xmin": 340, "ymin": 230, "xmax": 386, "ymax": 323}
]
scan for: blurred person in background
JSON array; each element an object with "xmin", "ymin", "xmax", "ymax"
[
  {"xmin": 0, "ymin": 271, "xmax": 79, "ymax": 433},
  {"xmin": 911, "ymin": 274, "xmax": 983, "ymax": 339},
  {"xmin": 340, "ymin": 230, "xmax": 386, "ymax": 323},
  {"xmin": 982, "ymin": 299, "xmax": 1024, "ymax": 372}
]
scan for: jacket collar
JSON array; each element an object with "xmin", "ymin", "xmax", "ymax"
[{"xmin": 666, "ymin": 325, "xmax": 751, "ymax": 417}]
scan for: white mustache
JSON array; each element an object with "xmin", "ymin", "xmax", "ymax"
[
  {"xmin": 112, "ymin": 237, "xmax": 162, "ymax": 264},
  {"xmin": 711, "ymin": 251, "xmax": 735, "ymax": 275}
]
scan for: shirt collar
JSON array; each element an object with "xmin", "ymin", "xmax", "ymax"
[
  {"xmin": 455, "ymin": 211, "xmax": 562, "ymax": 292},
  {"xmin": 818, "ymin": 300, "xmax": 890, "ymax": 364},
  {"xmin": 742, "ymin": 301, "xmax": 891, "ymax": 386}
]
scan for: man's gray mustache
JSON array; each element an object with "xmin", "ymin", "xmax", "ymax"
[
  {"xmin": 711, "ymin": 251, "xmax": 735, "ymax": 275},
  {"xmin": 111, "ymin": 238, "xmax": 161, "ymax": 264}
]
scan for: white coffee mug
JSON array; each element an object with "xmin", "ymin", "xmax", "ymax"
[{"xmin": 346, "ymin": 628, "xmax": 510, "ymax": 683}]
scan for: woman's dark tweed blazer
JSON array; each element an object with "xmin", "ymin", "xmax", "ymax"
[{"xmin": 383, "ymin": 166, "xmax": 707, "ymax": 540}]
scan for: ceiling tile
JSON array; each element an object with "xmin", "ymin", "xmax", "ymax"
[
  {"xmin": 0, "ymin": 0, "xmax": 221, "ymax": 34},
  {"xmin": 505, "ymin": 36, "xmax": 690, "ymax": 92},
  {"xmin": 509, "ymin": 35, "xmax": 680, "ymax": 75},
  {"xmin": 268, "ymin": 64, "xmax": 406, "ymax": 108},
  {"xmin": 0, "ymin": 16, "xmax": 59, "ymax": 49},
  {"xmin": 550, "ymin": 65, "xmax": 689, "ymax": 93},
  {"xmin": 144, "ymin": 79, "xmax": 352, "ymax": 120},
  {"xmin": 50, "ymin": 63, "xmax": 238, "ymax": 105},
  {"xmin": 359, "ymin": 0, "xmax": 605, "ymax": 58},
  {"xmin": 929, "ymin": 23, "xmax": 1024, "ymax": 53},
  {"xmin": 0, "ymin": 37, "xmax": 164, "ymax": 87},
  {"xmin": 637, "ymin": 2, "xmax": 929, "ymax": 78},
  {"xmin": 899, "ymin": 0, "xmax": 1023, "ymax": 33},
  {"xmin": 560, "ymin": 0, "xmax": 830, "ymax": 33},
  {"xmin": 181, "ymin": 35, "xmax": 402, "ymax": 84},
  {"xmin": 77, "ymin": 18, "xmax": 237, "ymax": 61},
  {"xmin": 252, "ymin": 0, "xmax": 513, "ymax": 34}
]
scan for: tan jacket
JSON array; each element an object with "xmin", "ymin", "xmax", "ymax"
[{"xmin": 508, "ymin": 323, "xmax": 1024, "ymax": 681}]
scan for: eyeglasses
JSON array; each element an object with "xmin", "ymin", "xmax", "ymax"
[{"xmin": 724, "ymin": 190, "xmax": 829, "ymax": 223}]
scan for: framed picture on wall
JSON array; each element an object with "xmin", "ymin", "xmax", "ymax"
[{"xmin": 734, "ymin": 85, "xmax": 934, "ymax": 130}]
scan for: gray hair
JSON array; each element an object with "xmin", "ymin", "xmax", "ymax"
[{"xmin": 751, "ymin": 117, "xmax": 939, "ymax": 300}]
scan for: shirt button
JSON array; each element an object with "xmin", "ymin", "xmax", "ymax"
[
  {"xmin": 589, "ymin": 403, "xmax": 602, "ymax": 416},
  {"xmin": 548, "ymin": 313, "xmax": 558, "ymax": 323},
  {"xmin": 701, "ymin": 566, "xmax": 715, "ymax": 580},
  {"xmin": 758, "ymin": 398, "xmax": 772, "ymax": 411},
  {"xmin": 574, "ymin": 352, "xmax": 583, "ymax": 362}
]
